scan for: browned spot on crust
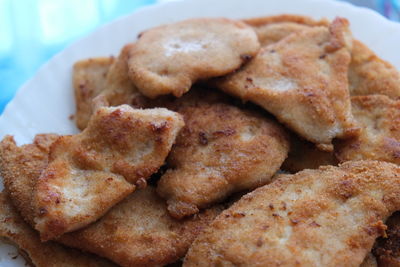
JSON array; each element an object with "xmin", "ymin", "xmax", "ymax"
[
  {"xmin": 233, "ymin": 212, "xmax": 246, "ymax": 218},
  {"xmin": 198, "ymin": 132, "xmax": 208, "ymax": 145},
  {"xmin": 151, "ymin": 121, "xmax": 168, "ymax": 133}
]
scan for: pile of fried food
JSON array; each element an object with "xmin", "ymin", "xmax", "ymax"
[{"xmin": 1, "ymin": 14, "xmax": 400, "ymax": 267}]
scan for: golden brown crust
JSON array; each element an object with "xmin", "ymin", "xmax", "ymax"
[
  {"xmin": 59, "ymin": 187, "xmax": 221, "ymax": 267},
  {"xmin": 0, "ymin": 192, "xmax": 115, "ymax": 267},
  {"xmin": 349, "ymin": 40, "xmax": 400, "ymax": 99},
  {"xmin": 157, "ymin": 96, "xmax": 289, "ymax": 219},
  {"xmin": 73, "ymin": 57, "xmax": 114, "ymax": 130},
  {"xmin": 127, "ymin": 18, "xmax": 260, "ymax": 98},
  {"xmin": 335, "ymin": 95, "xmax": 400, "ymax": 164},
  {"xmin": 244, "ymin": 14, "xmax": 329, "ymax": 47},
  {"xmin": 373, "ymin": 212, "xmax": 400, "ymax": 266},
  {"xmin": 1, "ymin": 129, "xmax": 212, "ymax": 267},
  {"xmin": 93, "ymin": 44, "xmax": 148, "ymax": 111},
  {"xmin": 282, "ymin": 134, "xmax": 338, "ymax": 173},
  {"xmin": 33, "ymin": 105, "xmax": 184, "ymax": 240},
  {"xmin": 216, "ymin": 17, "xmax": 358, "ymax": 148},
  {"xmin": 0, "ymin": 134, "xmax": 59, "ymax": 225},
  {"xmin": 184, "ymin": 161, "xmax": 400, "ymax": 267}
]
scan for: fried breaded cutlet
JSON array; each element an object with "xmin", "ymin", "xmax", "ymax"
[
  {"xmin": 73, "ymin": 57, "xmax": 114, "ymax": 130},
  {"xmin": 33, "ymin": 105, "xmax": 184, "ymax": 240},
  {"xmin": 0, "ymin": 192, "xmax": 115, "ymax": 267},
  {"xmin": 216, "ymin": 17, "xmax": 358, "ymax": 150},
  {"xmin": 184, "ymin": 161, "xmax": 400, "ymax": 267},
  {"xmin": 373, "ymin": 212, "xmax": 400, "ymax": 266},
  {"xmin": 335, "ymin": 95, "xmax": 400, "ymax": 164},
  {"xmin": 349, "ymin": 40, "xmax": 400, "ymax": 99},
  {"xmin": 59, "ymin": 186, "xmax": 221, "ymax": 267},
  {"xmin": 0, "ymin": 134, "xmax": 58, "ymax": 226},
  {"xmin": 157, "ymin": 100, "xmax": 289, "ymax": 219},
  {"xmin": 282, "ymin": 134, "xmax": 338, "ymax": 173},
  {"xmin": 0, "ymin": 134, "xmax": 220, "ymax": 267},
  {"xmin": 244, "ymin": 14, "xmax": 329, "ymax": 46},
  {"xmin": 127, "ymin": 18, "xmax": 260, "ymax": 98}
]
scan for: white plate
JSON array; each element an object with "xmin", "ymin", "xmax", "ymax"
[{"xmin": 0, "ymin": 0, "xmax": 399, "ymax": 265}]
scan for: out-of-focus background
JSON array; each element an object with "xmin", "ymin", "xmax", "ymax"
[{"xmin": 0, "ymin": 0, "xmax": 399, "ymax": 114}]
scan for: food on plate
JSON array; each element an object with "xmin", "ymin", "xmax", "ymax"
[
  {"xmin": 1, "ymin": 12, "xmax": 400, "ymax": 266},
  {"xmin": 335, "ymin": 95, "xmax": 400, "ymax": 164},
  {"xmin": 157, "ymin": 99, "xmax": 289, "ymax": 219},
  {"xmin": 59, "ymin": 187, "xmax": 221, "ymax": 267},
  {"xmin": 0, "ymin": 134, "xmax": 59, "ymax": 225},
  {"xmin": 127, "ymin": 18, "xmax": 260, "ymax": 98},
  {"xmin": 0, "ymin": 132, "xmax": 218, "ymax": 267},
  {"xmin": 349, "ymin": 40, "xmax": 400, "ymax": 99},
  {"xmin": 372, "ymin": 211, "xmax": 400, "ymax": 266},
  {"xmin": 33, "ymin": 105, "xmax": 184, "ymax": 240},
  {"xmin": 216, "ymin": 17, "xmax": 358, "ymax": 150},
  {"xmin": 282, "ymin": 134, "xmax": 338, "ymax": 173},
  {"xmin": 244, "ymin": 14, "xmax": 329, "ymax": 46},
  {"xmin": 73, "ymin": 57, "xmax": 114, "ymax": 130},
  {"xmin": 0, "ymin": 192, "xmax": 116, "ymax": 267},
  {"xmin": 93, "ymin": 44, "xmax": 148, "ymax": 113},
  {"xmin": 184, "ymin": 161, "xmax": 400, "ymax": 266}
]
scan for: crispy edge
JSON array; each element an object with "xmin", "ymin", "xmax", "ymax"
[
  {"xmin": 243, "ymin": 14, "xmax": 329, "ymax": 28},
  {"xmin": 0, "ymin": 134, "xmax": 59, "ymax": 225},
  {"xmin": 73, "ymin": 57, "xmax": 114, "ymax": 130}
]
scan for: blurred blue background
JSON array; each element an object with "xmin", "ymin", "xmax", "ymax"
[{"xmin": 0, "ymin": 0, "xmax": 399, "ymax": 114}]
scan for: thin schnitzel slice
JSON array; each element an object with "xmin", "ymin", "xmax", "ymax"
[
  {"xmin": 349, "ymin": 40, "xmax": 400, "ymax": 99},
  {"xmin": 0, "ymin": 192, "xmax": 115, "ymax": 267},
  {"xmin": 93, "ymin": 44, "xmax": 148, "ymax": 110},
  {"xmin": 1, "ymin": 130, "xmax": 214, "ymax": 266},
  {"xmin": 127, "ymin": 18, "xmax": 260, "ymax": 98},
  {"xmin": 0, "ymin": 134, "xmax": 59, "ymax": 225},
  {"xmin": 184, "ymin": 161, "xmax": 400, "ymax": 267},
  {"xmin": 335, "ymin": 95, "xmax": 400, "ymax": 164},
  {"xmin": 59, "ymin": 187, "xmax": 221, "ymax": 267},
  {"xmin": 372, "ymin": 212, "xmax": 400, "ymax": 266},
  {"xmin": 157, "ymin": 101, "xmax": 289, "ymax": 219},
  {"xmin": 216, "ymin": 17, "xmax": 358, "ymax": 150},
  {"xmin": 34, "ymin": 105, "xmax": 184, "ymax": 240},
  {"xmin": 244, "ymin": 14, "xmax": 329, "ymax": 46},
  {"xmin": 73, "ymin": 57, "xmax": 114, "ymax": 130}
]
